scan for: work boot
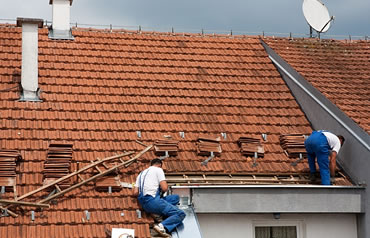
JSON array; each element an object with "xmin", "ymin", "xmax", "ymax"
[
  {"xmin": 153, "ymin": 223, "xmax": 171, "ymax": 237},
  {"xmin": 308, "ymin": 173, "xmax": 316, "ymax": 182},
  {"xmin": 150, "ymin": 213, "xmax": 163, "ymax": 223}
]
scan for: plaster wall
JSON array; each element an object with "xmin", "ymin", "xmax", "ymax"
[{"xmin": 197, "ymin": 213, "xmax": 357, "ymax": 238}]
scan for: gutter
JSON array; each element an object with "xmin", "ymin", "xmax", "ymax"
[
  {"xmin": 172, "ymin": 185, "xmax": 363, "ymax": 214},
  {"xmin": 172, "ymin": 185, "xmax": 364, "ymax": 189}
]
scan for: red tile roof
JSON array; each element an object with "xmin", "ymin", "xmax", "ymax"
[
  {"xmin": 264, "ymin": 37, "xmax": 370, "ymax": 133},
  {"xmin": 0, "ymin": 25, "xmax": 353, "ymax": 237}
]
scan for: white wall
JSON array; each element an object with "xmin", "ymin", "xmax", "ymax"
[{"xmin": 197, "ymin": 213, "xmax": 357, "ymax": 238}]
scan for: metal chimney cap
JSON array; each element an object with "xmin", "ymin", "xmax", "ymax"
[
  {"xmin": 49, "ymin": 0, "xmax": 73, "ymax": 6},
  {"xmin": 16, "ymin": 18, "xmax": 44, "ymax": 28}
]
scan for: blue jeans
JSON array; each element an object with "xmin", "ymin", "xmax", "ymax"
[
  {"xmin": 138, "ymin": 193, "xmax": 185, "ymax": 232},
  {"xmin": 304, "ymin": 131, "xmax": 331, "ymax": 185}
]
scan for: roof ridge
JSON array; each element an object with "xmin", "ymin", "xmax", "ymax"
[{"xmin": 70, "ymin": 26, "xmax": 262, "ymax": 40}]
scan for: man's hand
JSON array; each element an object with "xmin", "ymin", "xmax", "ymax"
[
  {"xmin": 159, "ymin": 180, "xmax": 168, "ymax": 193},
  {"xmin": 133, "ymin": 187, "xmax": 139, "ymax": 196},
  {"xmin": 329, "ymin": 151, "xmax": 337, "ymax": 177}
]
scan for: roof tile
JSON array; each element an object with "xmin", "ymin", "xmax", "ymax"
[
  {"xmin": 264, "ymin": 37, "xmax": 370, "ymax": 132},
  {"xmin": 0, "ymin": 24, "xmax": 356, "ymax": 237}
]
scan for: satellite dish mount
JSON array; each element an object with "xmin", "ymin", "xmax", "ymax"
[{"xmin": 302, "ymin": 0, "xmax": 334, "ymax": 38}]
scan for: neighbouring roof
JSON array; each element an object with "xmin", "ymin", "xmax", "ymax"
[
  {"xmin": 0, "ymin": 25, "xmax": 355, "ymax": 237},
  {"xmin": 264, "ymin": 37, "xmax": 370, "ymax": 133}
]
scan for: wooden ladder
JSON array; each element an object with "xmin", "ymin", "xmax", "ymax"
[{"xmin": 0, "ymin": 145, "xmax": 152, "ymax": 217}]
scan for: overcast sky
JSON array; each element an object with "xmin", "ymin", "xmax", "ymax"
[{"xmin": 0, "ymin": 0, "xmax": 369, "ymax": 39}]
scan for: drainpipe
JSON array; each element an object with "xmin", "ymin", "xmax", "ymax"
[
  {"xmin": 49, "ymin": 0, "xmax": 74, "ymax": 40},
  {"xmin": 16, "ymin": 18, "xmax": 43, "ymax": 102}
]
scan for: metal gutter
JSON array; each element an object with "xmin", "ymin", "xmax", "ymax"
[
  {"xmin": 172, "ymin": 185, "xmax": 364, "ymax": 189},
  {"xmin": 187, "ymin": 186, "xmax": 363, "ymax": 214}
]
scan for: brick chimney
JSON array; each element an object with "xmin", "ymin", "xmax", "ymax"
[
  {"xmin": 49, "ymin": 0, "xmax": 74, "ymax": 40},
  {"xmin": 16, "ymin": 18, "xmax": 43, "ymax": 102}
]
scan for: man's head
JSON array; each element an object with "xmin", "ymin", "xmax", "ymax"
[
  {"xmin": 150, "ymin": 158, "xmax": 162, "ymax": 167},
  {"xmin": 337, "ymin": 135, "xmax": 345, "ymax": 146}
]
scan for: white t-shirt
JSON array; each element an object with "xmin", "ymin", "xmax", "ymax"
[
  {"xmin": 322, "ymin": 131, "xmax": 341, "ymax": 153},
  {"xmin": 135, "ymin": 166, "xmax": 166, "ymax": 197}
]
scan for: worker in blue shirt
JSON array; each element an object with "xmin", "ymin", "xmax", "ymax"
[
  {"xmin": 304, "ymin": 130, "xmax": 345, "ymax": 185},
  {"xmin": 134, "ymin": 158, "xmax": 185, "ymax": 237}
]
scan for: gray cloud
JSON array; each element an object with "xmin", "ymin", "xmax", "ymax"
[{"xmin": 0, "ymin": 0, "xmax": 368, "ymax": 37}]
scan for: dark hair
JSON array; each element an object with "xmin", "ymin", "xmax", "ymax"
[
  {"xmin": 337, "ymin": 135, "xmax": 345, "ymax": 145},
  {"xmin": 150, "ymin": 158, "xmax": 162, "ymax": 166}
]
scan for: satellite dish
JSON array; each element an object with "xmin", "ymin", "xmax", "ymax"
[{"xmin": 302, "ymin": 0, "xmax": 333, "ymax": 33}]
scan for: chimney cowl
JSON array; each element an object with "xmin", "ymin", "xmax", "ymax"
[
  {"xmin": 16, "ymin": 18, "xmax": 44, "ymax": 28},
  {"xmin": 49, "ymin": 0, "xmax": 73, "ymax": 5}
]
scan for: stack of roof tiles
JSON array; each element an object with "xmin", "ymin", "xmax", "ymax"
[
  {"xmin": 279, "ymin": 134, "xmax": 308, "ymax": 158},
  {"xmin": 154, "ymin": 138, "xmax": 179, "ymax": 157},
  {"xmin": 0, "ymin": 24, "xmax": 359, "ymax": 237},
  {"xmin": 43, "ymin": 144, "xmax": 73, "ymax": 189},
  {"xmin": 0, "ymin": 150, "xmax": 21, "ymax": 188},
  {"xmin": 237, "ymin": 137, "xmax": 264, "ymax": 157},
  {"xmin": 95, "ymin": 174, "xmax": 122, "ymax": 192},
  {"xmin": 196, "ymin": 136, "xmax": 222, "ymax": 157}
]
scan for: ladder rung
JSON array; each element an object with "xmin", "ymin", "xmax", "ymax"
[
  {"xmin": 94, "ymin": 165, "xmax": 102, "ymax": 173},
  {"xmin": 91, "ymin": 160, "xmax": 104, "ymax": 172},
  {"xmin": 78, "ymin": 174, "xmax": 85, "ymax": 182},
  {"xmin": 101, "ymin": 163, "xmax": 109, "ymax": 169},
  {"xmin": 55, "ymin": 184, "xmax": 62, "ymax": 192}
]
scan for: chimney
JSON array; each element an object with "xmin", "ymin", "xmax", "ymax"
[
  {"xmin": 49, "ymin": 0, "xmax": 74, "ymax": 40},
  {"xmin": 16, "ymin": 18, "xmax": 43, "ymax": 102}
]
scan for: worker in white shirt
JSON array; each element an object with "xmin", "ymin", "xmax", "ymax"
[
  {"xmin": 134, "ymin": 158, "xmax": 185, "ymax": 237},
  {"xmin": 304, "ymin": 130, "xmax": 345, "ymax": 185}
]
